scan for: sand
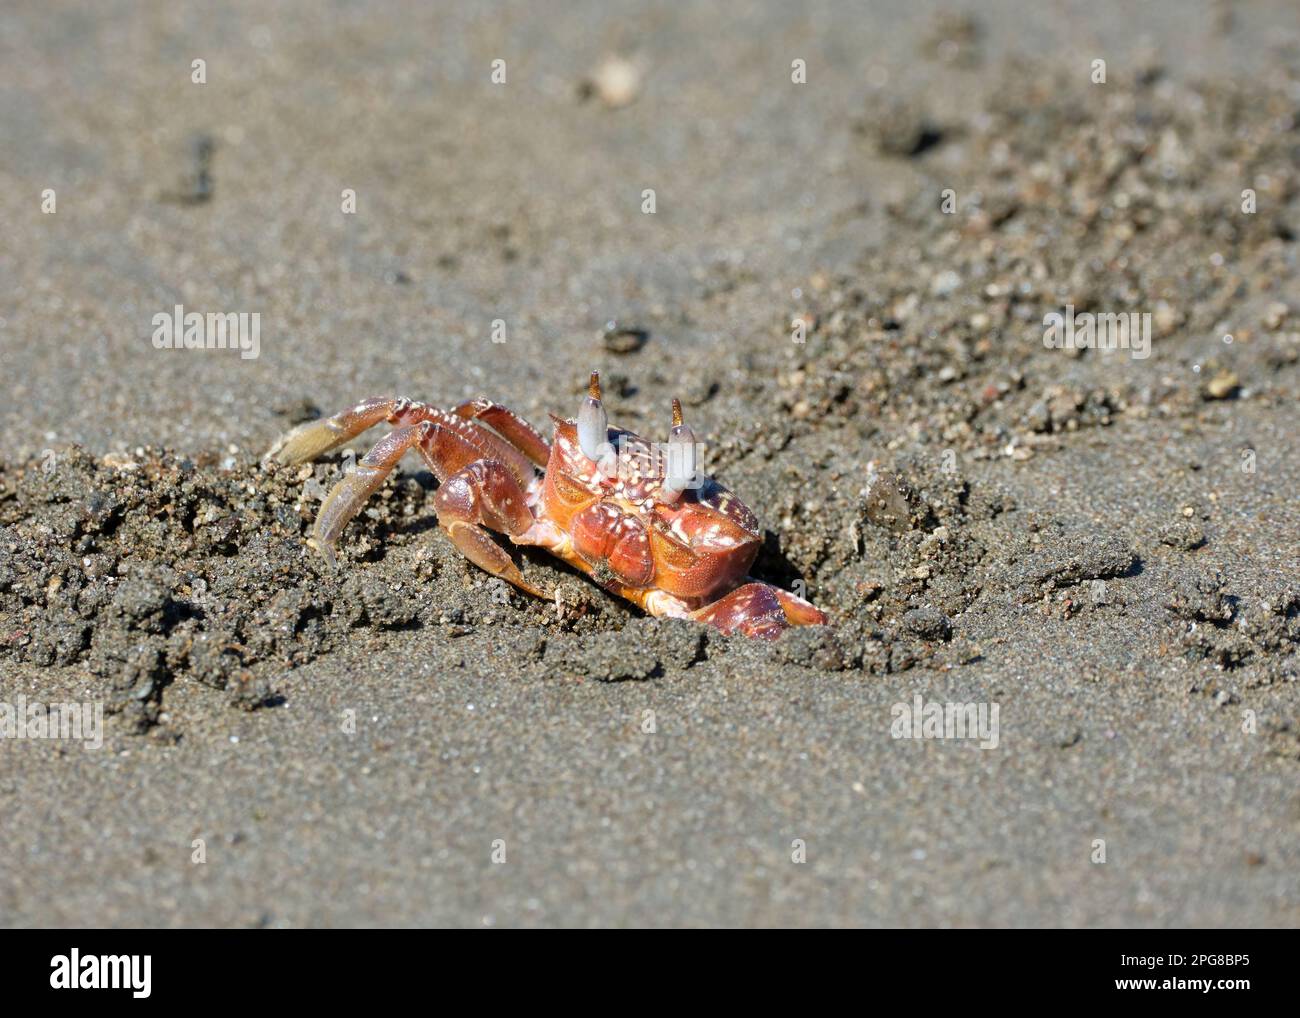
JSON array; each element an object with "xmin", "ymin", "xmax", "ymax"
[{"xmin": 1, "ymin": 0, "xmax": 1297, "ymax": 927}]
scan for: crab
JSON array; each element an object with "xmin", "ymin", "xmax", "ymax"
[{"xmin": 264, "ymin": 372, "xmax": 827, "ymax": 638}]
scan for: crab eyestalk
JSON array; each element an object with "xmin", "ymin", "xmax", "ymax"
[
  {"xmin": 660, "ymin": 398, "xmax": 697, "ymax": 503},
  {"xmin": 578, "ymin": 371, "xmax": 618, "ymax": 477}
]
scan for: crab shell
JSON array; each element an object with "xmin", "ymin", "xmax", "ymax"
[{"xmin": 539, "ymin": 417, "xmax": 762, "ymax": 603}]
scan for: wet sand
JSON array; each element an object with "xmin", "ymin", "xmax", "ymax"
[{"xmin": 1, "ymin": 1, "xmax": 1298, "ymax": 926}]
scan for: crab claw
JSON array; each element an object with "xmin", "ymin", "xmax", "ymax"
[
  {"xmin": 577, "ymin": 371, "xmax": 618, "ymax": 476},
  {"xmin": 692, "ymin": 582, "xmax": 828, "ymax": 639}
]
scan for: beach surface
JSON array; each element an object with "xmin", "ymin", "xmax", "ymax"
[{"xmin": 1, "ymin": 0, "xmax": 1298, "ymax": 926}]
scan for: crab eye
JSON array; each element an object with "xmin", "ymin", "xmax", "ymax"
[
  {"xmin": 660, "ymin": 398, "xmax": 698, "ymax": 503},
  {"xmin": 578, "ymin": 371, "xmax": 617, "ymax": 476}
]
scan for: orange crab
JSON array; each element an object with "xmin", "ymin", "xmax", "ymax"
[{"xmin": 265, "ymin": 372, "xmax": 827, "ymax": 638}]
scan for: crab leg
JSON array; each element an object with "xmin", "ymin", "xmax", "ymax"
[
  {"xmin": 451, "ymin": 398, "xmax": 550, "ymax": 467},
  {"xmin": 312, "ymin": 420, "xmax": 497, "ymax": 567},
  {"xmin": 265, "ymin": 396, "xmax": 431, "ymax": 465},
  {"xmin": 266, "ymin": 396, "xmax": 540, "ymax": 485},
  {"xmin": 433, "ymin": 460, "xmax": 545, "ymax": 597}
]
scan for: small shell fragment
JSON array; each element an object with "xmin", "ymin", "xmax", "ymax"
[{"xmin": 582, "ymin": 56, "xmax": 642, "ymax": 109}]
